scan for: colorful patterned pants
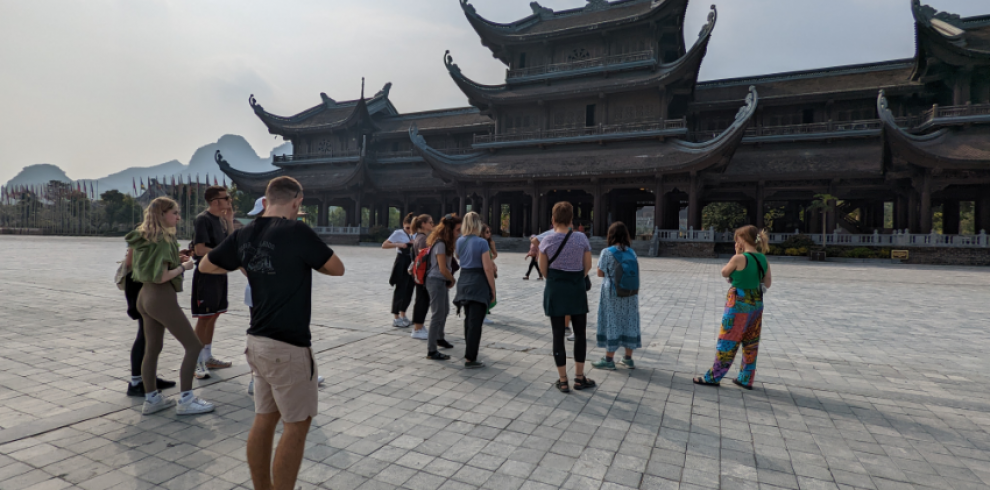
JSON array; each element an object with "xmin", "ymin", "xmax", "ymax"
[{"xmin": 703, "ymin": 288, "xmax": 763, "ymax": 387}]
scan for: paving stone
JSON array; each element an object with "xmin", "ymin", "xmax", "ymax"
[{"xmin": 1, "ymin": 240, "xmax": 989, "ymax": 490}]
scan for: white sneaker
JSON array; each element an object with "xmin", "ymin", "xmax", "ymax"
[
  {"xmin": 247, "ymin": 377, "xmax": 254, "ymax": 396},
  {"xmin": 195, "ymin": 362, "xmax": 211, "ymax": 380},
  {"xmin": 393, "ymin": 318, "xmax": 409, "ymax": 328},
  {"xmin": 411, "ymin": 329, "xmax": 428, "ymax": 340},
  {"xmin": 318, "ymin": 376, "xmax": 325, "ymax": 385},
  {"xmin": 142, "ymin": 394, "xmax": 176, "ymax": 415},
  {"xmin": 400, "ymin": 317, "xmax": 412, "ymax": 327},
  {"xmin": 567, "ymin": 333, "xmax": 576, "ymax": 341},
  {"xmin": 176, "ymin": 396, "xmax": 215, "ymax": 415},
  {"xmin": 483, "ymin": 318, "xmax": 494, "ymax": 324}
]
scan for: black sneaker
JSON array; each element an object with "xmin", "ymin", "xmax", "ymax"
[
  {"xmin": 126, "ymin": 382, "xmax": 145, "ymax": 397},
  {"xmin": 437, "ymin": 339, "xmax": 454, "ymax": 349},
  {"xmin": 127, "ymin": 378, "xmax": 177, "ymax": 397},
  {"xmin": 426, "ymin": 351, "xmax": 450, "ymax": 360},
  {"xmin": 464, "ymin": 360, "xmax": 485, "ymax": 369}
]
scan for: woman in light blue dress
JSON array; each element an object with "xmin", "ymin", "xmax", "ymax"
[{"xmin": 592, "ymin": 222, "xmax": 641, "ymax": 370}]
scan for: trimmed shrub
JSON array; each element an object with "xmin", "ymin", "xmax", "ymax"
[{"xmin": 781, "ymin": 234, "xmax": 816, "ymax": 250}]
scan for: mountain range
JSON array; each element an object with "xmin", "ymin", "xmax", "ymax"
[{"xmin": 4, "ymin": 135, "xmax": 291, "ymax": 196}]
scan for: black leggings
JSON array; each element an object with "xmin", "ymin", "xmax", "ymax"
[
  {"xmin": 412, "ymin": 284, "xmax": 430, "ymax": 325},
  {"xmin": 463, "ymin": 302, "xmax": 487, "ymax": 362},
  {"xmin": 130, "ymin": 319, "xmax": 145, "ymax": 377},
  {"xmin": 526, "ymin": 258, "xmax": 543, "ymax": 278},
  {"xmin": 551, "ymin": 314, "xmax": 587, "ymax": 367}
]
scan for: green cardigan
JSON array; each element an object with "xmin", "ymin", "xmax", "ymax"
[{"xmin": 125, "ymin": 230, "xmax": 183, "ymax": 292}]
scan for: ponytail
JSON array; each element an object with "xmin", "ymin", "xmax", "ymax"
[
  {"xmin": 403, "ymin": 212, "xmax": 416, "ymax": 227},
  {"xmin": 755, "ymin": 229, "xmax": 770, "ymax": 254}
]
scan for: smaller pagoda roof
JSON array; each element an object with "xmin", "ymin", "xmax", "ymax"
[
  {"xmin": 460, "ymin": 0, "xmax": 688, "ymax": 64},
  {"xmin": 249, "ymin": 82, "xmax": 397, "ymax": 136},
  {"xmin": 374, "ymin": 107, "xmax": 493, "ymax": 137},
  {"xmin": 878, "ymin": 90, "xmax": 990, "ymax": 170},
  {"xmin": 216, "ymin": 150, "xmax": 367, "ymax": 195},
  {"xmin": 409, "ymin": 86, "xmax": 758, "ymax": 183},
  {"xmin": 447, "ymin": 5, "xmax": 717, "ymax": 110},
  {"xmin": 912, "ymin": 0, "xmax": 990, "ymax": 73}
]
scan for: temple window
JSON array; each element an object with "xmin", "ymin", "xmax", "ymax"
[{"xmin": 519, "ymin": 53, "xmax": 527, "ymax": 69}]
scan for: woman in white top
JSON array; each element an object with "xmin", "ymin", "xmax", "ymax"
[{"xmin": 383, "ymin": 213, "xmax": 417, "ymax": 327}]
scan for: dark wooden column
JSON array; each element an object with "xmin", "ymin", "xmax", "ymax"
[
  {"xmin": 826, "ymin": 199, "xmax": 837, "ymax": 233},
  {"xmin": 593, "ymin": 186, "xmax": 604, "ymax": 236},
  {"xmin": 653, "ymin": 177, "xmax": 665, "ymax": 231},
  {"xmin": 756, "ymin": 182, "xmax": 766, "ymax": 230},
  {"xmin": 530, "ymin": 189, "xmax": 540, "ymax": 236},
  {"xmin": 919, "ymin": 173, "xmax": 933, "ymax": 233},
  {"xmin": 976, "ymin": 188, "xmax": 990, "ymax": 233},
  {"xmin": 318, "ymin": 198, "xmax": 329, "ymax": 227},
  {"xmin": 458, "ymin": 188, "xmax": 467, "ymax": 217},
  {"xmin": 353, "ymin": 194, "xmax": 363, "ymax": 228},
  {"xmin": 942, "ymin": 199, "xmax": 960, "ymax": 235},
  {"xmin": 908, "ymin": 191, "xmax": 920, "ymax": 233},
  {"xmin": 480, "ymin": 189, "xmax": 490, "ymax": 224},
  {"xmin": 491, "ymin": 194, "xmax": 501, "ymax": 233},
  {"xmin": 895, "ymin": 195, "xmax": 908, "ymax": 230},
  {"xmin": 954, "ymin": 67, "xmax": 973, "ymax": 105},
  {"xmin": 688, "ymin": 174, "xmax": 702, "ymax": 229}
]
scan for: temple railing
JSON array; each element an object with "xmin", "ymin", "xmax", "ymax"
[
  {"xmin": 920, "ymin": 102, "xmax": 990, "ymax": 121},
  {"xmin": 654, "ymin": 227, "xmax": 989, "ymax": 248},
  {"xmin": 313, "ymin": 226, "xmax": 365, "ymax": 235},
  {"xmin": 474, "ymin": 119, "xmax": 687, "ymax": 145},
  {"xmin": 507, "ymin": 50, "xmax": 655, "ymax": 80},
  {"xmin": 374, "ymin": 148, "xmax": 477, "ymax": 159},
  {"xmin": 689, "ymin": 117, "xmax": 918, "ymax": 143},
  {"xmin": 274, "ymin": 150, "xmax": 362, "ymax": 163}
]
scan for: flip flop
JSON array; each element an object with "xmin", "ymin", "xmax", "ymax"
[{"xmin": 693, "ymin": 377, "xmax": 720, "ymax": 387}]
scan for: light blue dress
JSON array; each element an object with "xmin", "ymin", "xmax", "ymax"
[{"xmin": 596, "ymin": 247, "xmax": 641, "ymax": 352}]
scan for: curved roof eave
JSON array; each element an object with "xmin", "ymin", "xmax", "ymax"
[
  {"xmin": 912, "ymin": 0, "xmax": 990, "ymax": 66},
  {"xmin": 877, "ymin": 90, "xmax": 987, "ymax": 170},
  {"xmin": 249, "ymin": 85, "xmax": 390, "ymax": 135},
  {"xmin": 407, "ymin": 85, "xmax": 759, "ymax": 183},
  {"xmin": 445, "ymin": 5, "xmax": 716, "ymax": 109},
  {"xmin": 215, "ymin": 150, "xmax": 370, "ymax": 193}
]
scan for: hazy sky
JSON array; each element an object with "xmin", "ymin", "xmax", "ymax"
[{"xmin": 0, "ymin": 0, "xmax": 986, "ymax": 185}]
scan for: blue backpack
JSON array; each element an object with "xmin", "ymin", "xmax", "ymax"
[{"xmin": 608, "ymin": 246, "xmax": 639, "ymax": 297}]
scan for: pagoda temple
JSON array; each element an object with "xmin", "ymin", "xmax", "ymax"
[{"xmin": 219, "ymin": 0, "xmax": 990, "ymax": 238}]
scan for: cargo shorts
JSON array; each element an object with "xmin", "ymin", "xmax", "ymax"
[{"xmin": 245, "ymin": 335, "xmax": 319, "ymax": 423}]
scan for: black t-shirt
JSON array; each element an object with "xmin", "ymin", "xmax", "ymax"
[
  {"xmin": 193, "ymin": 211, "xmax": 228, "ymax": 260},
  {"xmin": 207, "ymin": 218, "xmax": 334, "ymax": 347}
]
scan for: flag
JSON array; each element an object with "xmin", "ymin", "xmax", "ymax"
[
  {"xmin": 222, "ymin": 175, "xmax": 227, "ymax": 187},
  {"xmin": 133, "ymin": 177, "xmax": 137, "ymax": 194},
  {"xmin": 140, "ymin": 177, "xmax": 146, "ymax": 191},
  {"xmin": 214, "ymin": 175, "xmax": 219, "ymax": 186}
]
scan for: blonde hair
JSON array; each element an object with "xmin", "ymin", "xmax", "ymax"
[
  {"xmin": 735, "ymin": 225, "xmax": 770, "ymax": 254},
  {"xmin": 460, "ymin": 211, "xmax": 484, "ymax": 237},
  {"xmin": 139, "ymin": 197, "xmax": 179, "ymax": 243}
]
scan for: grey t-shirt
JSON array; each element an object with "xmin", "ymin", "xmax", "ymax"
[{"xmin": 428, "ymin": 241, "xmax": 453, "ymax": 280}]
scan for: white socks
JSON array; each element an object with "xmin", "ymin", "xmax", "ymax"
[
  {"xmin": 130, "ymin": 376, "xmax": 142, "ymax": 387},
  {"xmin": 145, "ymin": 391, "xmax": 160, "ymax": 402},
  {"xmin": 199, "ymin": 344, "xmax": 213, "ymax": 363},
  {"xmin": 180, "ymin": 391, "xmax": 194, "ymax": 404}
]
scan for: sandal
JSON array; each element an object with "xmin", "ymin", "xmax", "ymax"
[
  {"xmin": 732, "ymin": 379, "xmax": 753, "ymax": 391},
  {"xmin": 554, "ymin": 379, "xmax": 570, "ymax": 393},
  {"xmin": 426, "ymin": 351, "xmax": 450, "ymax": 360},
  {"xmin": 693, "ymin": 377, "xmax": 720, "ymax": 387},
  {"xmin": 573, "ymin": 376, "xmax": 596, "ymax": 391}
]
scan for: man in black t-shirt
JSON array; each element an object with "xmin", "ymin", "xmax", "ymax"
[
  {"xmin": 199, "ymin": 176, "xmax": 344, "ymax": 490},
  {"xmin": 191, "ymin": 185, "xmax": 236, "ymax": 379}
]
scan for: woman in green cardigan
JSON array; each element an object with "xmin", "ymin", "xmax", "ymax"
[{"xmin": 126, "ymin": 197, "xmax": 214, "ymax": 416}]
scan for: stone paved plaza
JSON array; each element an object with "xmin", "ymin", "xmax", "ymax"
[{"xmin": 1, "ymin": 235, "xmax": 989, "ymax": 490}]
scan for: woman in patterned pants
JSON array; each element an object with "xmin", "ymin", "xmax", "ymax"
[{"xmin": 694, "ymin": 225, "xmax": 771, "ymax": 390}]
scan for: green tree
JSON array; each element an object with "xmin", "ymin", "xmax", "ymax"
[{"xmin": 702, "ymin": 202, "xmax": 747, "ymax": 231}]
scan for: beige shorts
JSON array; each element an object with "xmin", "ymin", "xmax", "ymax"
[{"xmin": 245, "ymin": 335, "xmax": 319, "ymax": 423}]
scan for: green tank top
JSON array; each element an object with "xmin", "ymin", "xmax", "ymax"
[{"xmin": 730, "ymin": 252, "xmax": 767, "ymax": 290}]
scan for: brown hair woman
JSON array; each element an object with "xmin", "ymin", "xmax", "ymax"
[
  {"xmin": 425, "ymin": 214, "xmax": 462, "ymax": 359},
  {"xmin": 409, "ymin": 214, "xmax": 435, "ymax": 339}
]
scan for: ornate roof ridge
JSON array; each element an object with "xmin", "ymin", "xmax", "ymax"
[
  {"xmin": 961, "ymin": 14, "xmax": 990, "ymax": 28},
  {"xmin": 697, "ymin": 59, "xmax": 916, "ymax": 89},
  {"xmin": 460, "ymin": 0, "xmax": 655, "ymax": 32},
  {"xmin": 249, "ymin": 82, "xmax": 393, "ymax": 123}
]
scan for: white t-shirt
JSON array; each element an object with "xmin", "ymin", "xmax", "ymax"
[{"xmin": 387, "ymin": 229, "xmax": 411, "ymax": 254}]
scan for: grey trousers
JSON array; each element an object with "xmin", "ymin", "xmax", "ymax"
[{"xmin": 426, "ymin": 277, "xmax": 450, "ymax": 353}]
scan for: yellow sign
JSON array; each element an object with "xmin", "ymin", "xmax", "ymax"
[{"xmin": 891, "ymin": 250, "xmax": 909, "ymax": 260}]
